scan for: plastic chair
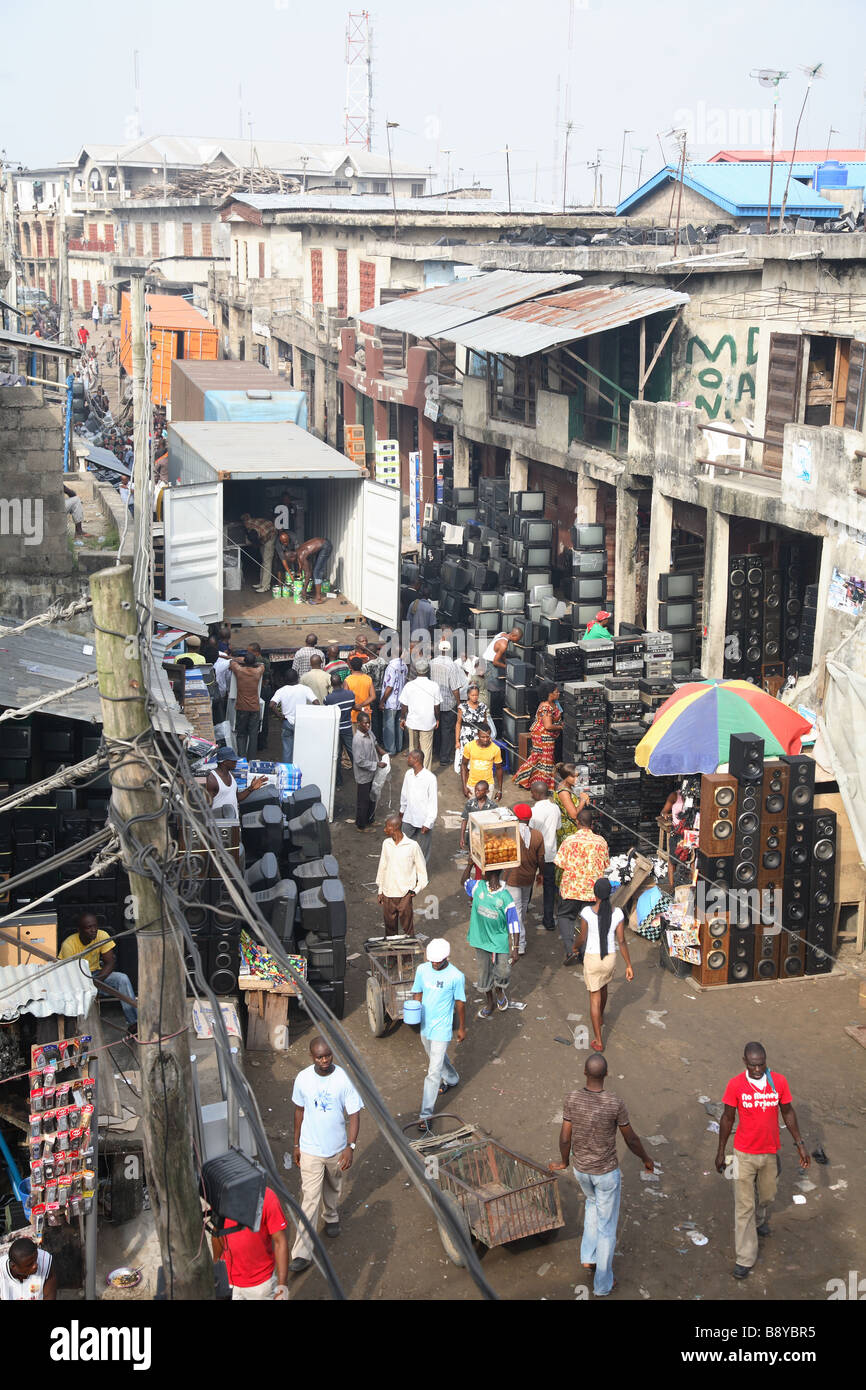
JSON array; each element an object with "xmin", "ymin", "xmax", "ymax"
[{"xmin": 701, "ymin": 427, "xmax": 746, "ymax": 479}]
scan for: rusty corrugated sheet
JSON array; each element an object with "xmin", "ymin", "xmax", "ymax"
[
  {"xmin": 440, "ymin": 285, "xmax": 690, "ymax": 356},
  {"xmin": 353, "ymin": 270, "xmax": 582, "ymax": 336}
]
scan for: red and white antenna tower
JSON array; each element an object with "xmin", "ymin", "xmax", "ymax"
[{"xmin": 345, "ymin": 11, "xmax": 373, "ymax": 150}]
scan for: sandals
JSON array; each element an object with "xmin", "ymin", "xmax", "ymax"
[
  {"xmin": 495, "ymin": 992, "xmax": 509, "ymax": 1012},
  {"xmin": 477, "ymin": 1005, "xmax": 494, "ymax": 1019}
]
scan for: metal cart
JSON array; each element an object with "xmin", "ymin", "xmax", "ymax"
[
  {"xmin": 406, "ymin": 1114, "xmax": 565, "ymax": 1265},
  {"xmin": 364, "ymin": 935, "xmax": 425, "ymax": 1037}
]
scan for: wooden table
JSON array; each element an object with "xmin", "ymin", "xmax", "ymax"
[{"xmin": 239, "ymin": 973, "xmax": 301, "ymax": 1051}]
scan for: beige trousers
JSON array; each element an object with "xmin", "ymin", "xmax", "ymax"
[
  {"xmin": 292, "ymin": 1150, "xmax": 345, "ymax": 1261},
  {"xmin": 733, "ymin": 1149, "xmax": 778, "ymax": 1268},
  {"xmin": 231, "ymin": 1272, "xmax": 278, "ymax": 1299},
  {"xmin": 408, "ymin": 726, "xmax": 434, "ymax": 770}
]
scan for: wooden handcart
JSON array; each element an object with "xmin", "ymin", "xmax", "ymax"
[{"xmin": 364, "ymin": 935, "xmax": 425, "ymax": 1037}]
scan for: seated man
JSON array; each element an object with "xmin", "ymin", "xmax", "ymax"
[{"xmin": 58, "ymin": 910, "xmax": 137, "ymax": 1031}]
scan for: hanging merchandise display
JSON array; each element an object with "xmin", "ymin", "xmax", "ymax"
[
  {"xmin": 409, "ymin": 450, "xmax": 423, "ymax": 544},
  {"xmin": 26, "ymin": 1035, "xmax": 97, "ymax": 1236}
]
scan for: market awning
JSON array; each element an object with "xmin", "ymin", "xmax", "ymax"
[
  {"xmin": 353, "ymin": 270, "xmax": 583, "ymax": 337},
  {"xmin": 439, "ymin": 285, "xmax": 690, "ymax": 357},
  {"xmin": 0, "ymin": 960, "xmax": 97, "ymax": 1021},
  {"xmin": 0, "ymin": 329, "xmax": 82, "ymax": 358}
]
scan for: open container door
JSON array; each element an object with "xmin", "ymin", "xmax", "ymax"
[
  {"xmin": 163, "ymin": 482, "xmax": 224, "ymax": 624},
  {"xmin": 361, "ymin": 480, "xmax": 401, "ymax": 630}
]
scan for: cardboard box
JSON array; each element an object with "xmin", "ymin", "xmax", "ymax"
[
  {"xmin": 468, "ymin": 808, "xmax": 520, "ymax": 873},
  {"xmin": 0, "ymin": 911, "xmax": 57, "ymax": 967}
]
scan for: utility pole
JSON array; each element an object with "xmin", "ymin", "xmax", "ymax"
[
  {"xmin": 129, "ymin": 271, "xmax": 151, "ymax": 612},
  {"xmin": 617, "ymin": 129, "xmax": 633, "ymax": 204},
  {"xmin": 386, "ymin": 121, "xmax": 400, "ymax": 240},
  {"xmin": 90, "ymin": 564, "xmax": 213, "ymax": 1300},
  {"xmin": 562, "ymin": 122, "xmax": 573, "ymax": 212},
  {"xmin": 58, "ymin": 181, "xmax": 71, "ymax": 347},
  {"xmin": 505, "ymin": 145, "xmax": 512, "ymax": 214}
]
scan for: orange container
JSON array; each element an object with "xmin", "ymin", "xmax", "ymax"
[{"xmin": 120, "ymin": 293, "xmax": 219, "ymax": 406}]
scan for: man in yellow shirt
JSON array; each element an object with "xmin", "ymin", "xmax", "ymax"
[
  {"xmin": 461, "ymin": 724, "xmax": 503, "ymax": 802},
  {"xmin": 58, "ymin": 912, "xmax": 138, "ymax": 1028}
]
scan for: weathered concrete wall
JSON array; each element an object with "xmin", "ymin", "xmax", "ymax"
[
  {"xmin": 671, "ymin": 271, "xmax": 761, "ymax": 429},
  {"xmin": 0, "ymin": 387, "xmax": 73, "ymax": 582},
  {"xmin": 621, "ymin": 182, "xmax": 733, "ymax": 226}
]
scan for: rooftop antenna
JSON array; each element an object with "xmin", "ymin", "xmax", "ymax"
[
  {"xmin": 133, "ymin": 50, "xmax": 143, "ymax": 139},
  {"xmin": 752, "ymin": 69, "xmax": 788, "ymax": 232},
  {"xmin": 634, "ymin": 146, "xmax": 649, "ymax": 189},
  {"xmin": 823, "ymin": 124, "xmax": 838, "ymax": 162},
  {"xmin": 617, "ymin": 129, "xmax": 633, "ymax": 204},
  {"xmin": 345, "ymin": 11, "xmax": 373, "ymax": 150},
  {"xmin": 780, "ymin": 62, "xmax": 825, "ymax": 227},
  {"xmin": 238, "ymin": 84, "xmax": 243, "ymax": 140}
]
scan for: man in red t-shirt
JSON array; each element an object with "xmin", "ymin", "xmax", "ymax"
[
  {"xmin": 212, "ymin": 1186, "xmax": 290, "ymax": 1300},
  {"xmin": 715, "ymin": 1041, "xmax": 810, "ymax": 1280}
]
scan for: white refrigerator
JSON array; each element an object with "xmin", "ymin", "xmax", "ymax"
[{"xmin": 292, "ymin": 704, "xmax": 341, "ymax": 821}]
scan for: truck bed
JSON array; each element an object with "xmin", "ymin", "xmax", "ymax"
[{"xmin": 223, "ymin": 582, "xmax": 375, "ymax": 653}]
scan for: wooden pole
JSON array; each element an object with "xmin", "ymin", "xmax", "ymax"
[
  {"xmin": 130, "ymin": 271, "xmax": 152, "ymax": 613},
  {"xmin": 89, "ymin": 563, "xmax": 213, "ymax": 1300}
]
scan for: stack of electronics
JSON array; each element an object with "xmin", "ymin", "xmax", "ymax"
[
  {"xmin": 657, "ymin": 572, "xmax": 699, "ymax": 679},
  {"xmin": 604, "ymin": 677, "xmax": 643, "ymax": 853},
  {"xmin": 693, "ymin": 736, "xmax": 834, "ymax": 986},
  {"xmin": 613, "ymin": 634, "xmax": 645, "ymax": 676},
  {"xmin": 723, "ymin": 547, "xmax": 808, "ymax": 686},
  {"xmin": 643, "ymin": 630, "xmax": 674, "ymax": 684},
  {"xmin": 559, "ymin": 681, "xmax": 606, "ymax": 799},
  {"xmin": 797, "ymin": 583, "xmax": 818, "ymax": 677},
  {"xmin": 578, "ymin": 638, "xmax": 614, "ymax": 679},
  {"xmin": 568, "ymin": 523, "xmax": 610, "ymax": 635}
]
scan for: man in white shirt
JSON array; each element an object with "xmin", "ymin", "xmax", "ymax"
[
  {"xmin": 399, "ymin": 658, "xmax": 441, "ymax": 771},
  {"xmin": 376, "ymin": 814, "xmax": 429, "ymax": 935},
  {"xmin": 400, "ymin": 750, "xmax": 438, "ymax": 864},
  {"xmin": 430, "ymin": 640, "xmax": 465, "ymax": 767},
  {"xmin": 213, "ymin": 644, "xmax": 232, "ymax": 722},
  {"xmin": 380, "ymin": 652, "xmax": 408, "ymax": 756},
  {"xmin": 289, "ymin": 1036, "xmax": 363, "ymax": 1274},
  {"xmin": 269, "ymin": 669, "xmax": 317, "ymax": 764},
  {"xmin": 528, "ymin": 779, "xmax": 561, "ymax": 932}
]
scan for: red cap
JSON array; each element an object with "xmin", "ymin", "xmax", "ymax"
[
  {"xmin": 513, "ymin": 803, "xmax": 533, "ymax": 822},
  {"xmin": 595, "ymin": 611, "xmax": 611, "ymax": 622}
]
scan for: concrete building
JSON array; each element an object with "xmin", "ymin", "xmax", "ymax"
[{"xmin": 616, "ymin": 163, "xmax": 855, "ymax": 225}]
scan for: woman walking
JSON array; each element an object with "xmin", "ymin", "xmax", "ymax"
[
  {"xmin": 573, "ymin": 878, "xmax": 634, "ymax": 1052},
  {"xmin": 512, "ymin": 682, "xmax": 562, "ymax": 791},
  {"xmin": 454, "ymin": 683, "xmax": 490, "ymax": 773},
  {"xmin": 552, "ymin": 762, "xmax": 588, "ymax": 848}
]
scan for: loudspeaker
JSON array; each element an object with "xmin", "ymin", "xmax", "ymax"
[
  {"xmin": 754, "ymin": 925, "xmax": 780, "ymax": 980},
  {"xmin": 183, "ymin": 927, "xmax": 210, "ymax": 995},
  {"xmin": 757, "ymin": 803, "xmax": 788, "ymax": 892},
  {"xmin": 696, "ymin": 851, "xmax": 733, "ymax": 887},
  {"xmin": 209, "ymin": 921, "xmax": 241, "ymax": 995},
  {"xmin": 782, "ymin": 870, "xmax": 810, "ymax": 929},
  {"xmin": 805, "ymin": 924, "xmax": 833, "ymax": 975},
  {"xmin": 761, "ymin": 761, "xmax": 789, "ymax": 817},
  {"xmin": 810, "ymin": 812, "xmax": 837, "ymax": 936},
  {"xmin": 727, "ymin": 925, "xmax": 755, "ymax": 983},
  {"xmin": 780, "ymin": 754, "xmax": 815, "ymax": 813},
  {"xmin": 785, "ymin": 813, "xmax": 813, "ymax": 872},
  {"xmin": 692, "ymin": 913, "xmax": 730, "ymax": 985},
  {"xmin": 729, "ymin": 732, "xmax": 765, "ymax": 782},
  {"xmin": 732, "ymin": 779, "xmax": 761, "ymax": 888},
  {"xmin": 779, "ymin": 928, "xmax": 806, "ymax": 978},
  {"xmin": 698, "ymin": 774, "xmax": 738, "ymax": 855}
]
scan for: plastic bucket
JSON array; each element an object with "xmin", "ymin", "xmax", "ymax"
[{"xmin": 402, "ymin": 998, "xmax": 422, "ymax": 1026}]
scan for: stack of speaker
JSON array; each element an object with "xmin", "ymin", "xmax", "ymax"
[
  {"xmin": 797, "ymin": 583, "xmax": 818, "ymax": 677},
  {"xmin": 605, "ymin": 676, "xmax": 644, "ymax": 854},
  {"xmin": 723, "ymin": 549, "xmax": 808, "ymax": 685},
  {"xmin": 693, "ymin": 734, "xmax": 835, "ymax": 985},
  {"xmin": 560, "ymin": 681, "xmax": 606, "ymax": 799}
]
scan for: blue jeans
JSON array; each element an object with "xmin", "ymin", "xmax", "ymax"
[
  {"xmin": 102, "ymin": 971, "xmax": 138, "ymax": 1027},
  {"xmin": 420, "ymin": 1036, "xmax": 459, "ymax": 1120},
  {"xmin": 573, "ymin": 1167, "xmax": 621, "ymax": 1296},
  {"xmin": 281, "ymin": 721, "xmax": 295, "ymax": 765},
  {"xmin": 382, "ymin": 707, "xmax": 403, "ymax": 756}
]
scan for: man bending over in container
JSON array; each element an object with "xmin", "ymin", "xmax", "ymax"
[{"xmin": 288, "ymin": 537, "xmax": 333, "ymax": 606}]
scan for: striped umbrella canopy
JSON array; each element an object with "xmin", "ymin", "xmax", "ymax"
[{"xmin": 635, "ymin": 680, "xmax": 812, "ymax": 776}]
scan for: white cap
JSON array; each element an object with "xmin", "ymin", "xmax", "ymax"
[
  {"xmin": 439, "ymin": 640, "xmax": 451, "ymax": 651},
  {"xmin": 426, "ymin": 938, "xmax": 450, "ymax": 963}
]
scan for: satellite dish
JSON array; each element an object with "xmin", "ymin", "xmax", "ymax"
[
  {"xmin": 343, "ymin": 165, "xmax": 355, "ymax": 179},
  {"xmin": 752, "ymin": 68, "xmax": 788, "ymax": 88}
]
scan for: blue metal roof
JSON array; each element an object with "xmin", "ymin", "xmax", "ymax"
[{"xmin": 617, "ymin": 164, "xmax": 845, "ymax": 218}]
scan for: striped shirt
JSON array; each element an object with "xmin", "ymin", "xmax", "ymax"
[
  {"xmin": 292, "ymin": 645, "xmax": 326, "ymax": 675},
  {"xmin": 244, "ymin": 517, "xmax": 275, "ymax": 543},
  {"xmin": 429, "ymin": 654, "xmax": 465, "ymax": 713}
]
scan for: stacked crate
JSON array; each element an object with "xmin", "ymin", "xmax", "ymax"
[
  {"xmin": 345, "ymin": 423, "xmax": 366, "ymax": 466},
  {"xmin": 374, "ymin": 438, "xmax": 400, "ymax": 487}
]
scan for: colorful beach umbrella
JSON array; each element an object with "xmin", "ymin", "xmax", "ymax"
[{"xmin": 635, "ymin": 680, "xmax": 812, "ymax": 776}]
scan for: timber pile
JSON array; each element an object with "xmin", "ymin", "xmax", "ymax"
[{"xmin": 131, "ymin": 168, "xmax": 302, "ymax": 201}]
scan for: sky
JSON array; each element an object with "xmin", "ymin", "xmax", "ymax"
[{"xmin": 3, "ymin": 0, "xmax": 866, "ymax": 206}]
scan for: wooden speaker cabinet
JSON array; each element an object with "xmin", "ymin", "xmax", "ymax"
[
  {"xmin": 699, "ymin": 774, "xmax": 738, "ymax": 856},
  {"xmin": 692, "ymin": 913, "xmax": 731, "ymax": 986}
]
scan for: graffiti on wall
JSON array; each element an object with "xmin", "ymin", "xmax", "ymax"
[{"xmin": 685, "ymin": 326, "xmax": 759, "ymax": 421}]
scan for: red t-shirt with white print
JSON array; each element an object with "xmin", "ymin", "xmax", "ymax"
[{"xmin": 722, "ymin": 1071, "xmax": 792, "ymax": 1154}]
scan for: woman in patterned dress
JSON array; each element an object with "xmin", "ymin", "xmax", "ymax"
[
  {"xmin": 454, "ymin": 683, "xmax": 490, "ymax": 772},
  {"xmin": 513, "ymin": 683, "xmax": 562, "ymax": 791}
]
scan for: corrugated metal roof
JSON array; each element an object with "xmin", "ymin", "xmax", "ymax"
[
  {"xmin": 709, "ymin": 148, "xmax": 866, "ymax": 163},
  {"xmin": 63, "ymin": 136, "xmax": 428, "ymax": 179},
  {"xmin": 168, "ymin": 421, "xmax": 366, "ymax": 482},
  {"xmin": 0, "ymin": 960, "xmax": 97, "ymax": 1021},
  {"xmin": 122, "ymin": 293, "xmax": 214, "ymax": 332},
  {"xmin": 354, "ymin": 270, "xmax": 582, "ymax": 335},
  {"xmin": 439, "ymin": 285, "xmax": 689, "ymax": 356},
  {"xmin": 0, "ymin": 621, "xmax": 189, "ymax": 734},
  {"xmin": 0, "ymin": 330, "xmax": 81, "ymax": 358},
  {"xmin": 617, "ymin": 163, "xmax": 845, "ymax": 217},
  {"xmin": 152, "ymin": 598, "xmax": 208, "ymax": 636},
  {"xmin": 228, "ymin": 194, "xmax": 562, "ymax": 216}
]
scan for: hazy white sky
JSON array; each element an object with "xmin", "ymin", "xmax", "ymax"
[{"xmin": 4, "ymin": 0, "xmax": 865, "ymax": 205}]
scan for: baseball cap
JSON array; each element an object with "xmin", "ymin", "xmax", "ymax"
[
  {"xmin": 426, "ymin": 939, "xmax": 450, "ymax": 963},
  {"xmin": 216, "ymin": 747, "xmax": 238, "ymax": 763},
  {"xmin": 595, "ymin": 611, "xmax": 611, "ymax": 622}
]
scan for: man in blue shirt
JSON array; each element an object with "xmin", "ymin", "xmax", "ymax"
[
  {"xmin": 324, "ymin": 672, "xmax": 357, "ymax": 789},
  {"xmin": 410, "ymin": 939, "xmax": 466, "ymax": 1129}
]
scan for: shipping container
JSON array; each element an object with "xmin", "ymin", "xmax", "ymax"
[
  {"xmin": 120, "ymin": 293, "xmax": 219, "ymax": 406},
  {"xmin": 164, "ymin": 422, "xmax": 400, "ymax": 631},
  {"xmin": 170, "ymin": 359, "xmax": 286, "ymax": 423}
]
